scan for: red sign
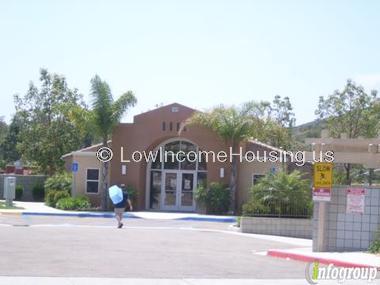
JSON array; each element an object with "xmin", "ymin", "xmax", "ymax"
[
  {"xmin": 313, "ymin": 187, "xmax": 331, "ymax": 201},
  {"xmin": 346, "ymin": 188, "xmax": 365, "ymax": 214}
]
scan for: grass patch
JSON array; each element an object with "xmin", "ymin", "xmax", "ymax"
[{"xmin": 0, "ymin": 201, "xmax": 24, "ymax": 210}]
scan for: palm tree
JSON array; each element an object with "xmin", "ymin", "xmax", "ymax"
[
  {"xmin": 90, "ymin": 75, "xmax": 137, "ymax": 210},
  {"xmin": 188, "ymin": 104, "xmax": 261, "ymax": 213}
]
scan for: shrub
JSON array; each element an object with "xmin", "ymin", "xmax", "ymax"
[
  {"xmin": 74, "ymin": 195, "xmax": 91, "ymax": 210},
  {"xmin": 56, "ymin": 196, "xmax": 91, "ymax": 210},
  {"xmin": 236, "ymin": 216, "xmax": 241, "ymax": 227},
  {"xmin": 126, "ymin": 185, "xmax": 137, "ymax": 204},
  {"xmin": 32, "ymin": 183, "xmax": 45, "ymax": 201},
  {"xmin": 195, "ymin": 184, "xmax": 208, "ymax": 208},
  {"xmin": 0, "ymin": 160, "xmax": 6, "ymax": 169},
  {"xmin": 242, "ymin": 170, "xmax": 312, "ymax": 217},
  {"xmin": 195, "ymin": 182, "xmax": 230, "ymax": 214},
  {"xmin": 369, "ymin": 231, "xmax": 380, "ymax": 254},
  {"xmin": 45, "ymin": 172, "xmax": 72, "ymax": 193},
  {"xmin": 45, "ymin": 190, "xmax": 70, "ymax": 207},
  {"xmin": 15, "ymin": 185, "xmax": 23, "ymax": 200},
  {"xmin": 56, "ymin": 197, "xmax": 76, "ymax": 210}
]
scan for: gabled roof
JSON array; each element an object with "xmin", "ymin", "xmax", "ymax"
[
  {"xmin": 61, "ymin": 140, "xmax": 111, "ymax": 159},
  {"xmin": 133, "ymin": 102, "xmax": 197, "ymax": 121},
  {"xmin": 247, "ymin": 139, "xmax": 285, "ymax": 153}
]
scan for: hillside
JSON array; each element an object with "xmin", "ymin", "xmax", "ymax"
[{"xmin": 292, "ymin": 119, "xmax": 326, "ymax": 143}]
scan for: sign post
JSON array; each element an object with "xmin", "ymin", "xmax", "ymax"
[
  {"xmin": 71, "ymin": 161, "xmax": 79, "ymax": 197},
  {"xmin": 313, "ymin": 162, "xmax": 333, "ymax": 252}
]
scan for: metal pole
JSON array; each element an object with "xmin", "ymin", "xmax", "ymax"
[{"xmin": 317, "ymin": 201, "xmax": 327, "ymax": 251}]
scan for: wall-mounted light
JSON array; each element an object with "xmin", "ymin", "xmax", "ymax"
[
  {"xmin": 121, "ymin": 165, "xmax": 127, "ymax": 175},
  {"xmin": 220, "ymin": 168, "xmax": 224, "ymax": 178}
]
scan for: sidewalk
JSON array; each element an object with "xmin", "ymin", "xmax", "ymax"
[
  {"xmin": 0, "ymin": 201, "xmax": 237, "ymax": 223},
  {"xmin": 267, "ymin": 247, "xmax": 380, "ymax": 268},
  {"xmin": 0, "ymin": 277, "xmax": 360, "ymax": 285}
]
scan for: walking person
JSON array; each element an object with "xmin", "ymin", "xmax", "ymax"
[{"xmin": 114, "ymin": 184, "xmax": 133, "ymax": 229}]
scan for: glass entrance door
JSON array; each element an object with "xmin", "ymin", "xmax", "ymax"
[
  {"xmin": 163, "ymin": 172, "xmax": 177, "ymax": 210},
  {"xmin": 180, "ymin": 173, "xmax": 195, "ymax": 211},
  {"xmin": 162, "ymin": 171, "xmax": 196, "ymax": 211}
]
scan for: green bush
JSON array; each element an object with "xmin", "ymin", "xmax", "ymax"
[
  {"xmin": 74, "ymin": 195, "xmax": 91, "ymax": 210},
  {"xmin": 45, "ymin": 172, "xmax": 72, "ymax": 193},
  {"xmin": 0, "ymin": 160, "xmax": 6, "ymax": 169},
  {"xmin": 369, "ymin": 231, "xmax": 380, "ymax": 253},
  {"xmin": 56, "ymin": 196, "xmax": 91, "ymax": 210},
  {"xmin": 32, "ymin": 183, "xmax": 45, "ymax": 201},
  {"xmin": 195, "ymin": 184, "xmax": 208, "ymax": 208},
  {"xmin": 56, "ymin": 197, "xmax": 76, "ymax": 210},
  {"xmin": 195, "ymin": 182, "xmax": 230, "ymax": 214},
  {"xmin": 45, "ymin": 190, "xmax": 70, "ymax": 207},
  {"xmin": 126, "ymin": 185, "xmax": 137, "ymax": 204},
  {"xmin": 236, "ymin": 216, "xmax": 241, "ymax": 227},
  {"xmin": 15, "ymin": 185, "xmax": 23, "ymax": 200},
  {"xmin": 242, "ymin": 170, "xmax": 312, "ymax": 217}
]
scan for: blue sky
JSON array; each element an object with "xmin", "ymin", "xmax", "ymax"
[{"xmin": 1, "ymin": 0, "xmax": 379, "ymax": 125}]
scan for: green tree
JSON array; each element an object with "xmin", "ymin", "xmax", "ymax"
[
  {"xmin": 0, "ymin": 117, "xmax": 8, "ymax": 165},
  {"xmin": 245, "ymin": 95, "xmax": 296, "ymax": 149},
  {"xmin": 66, "ymin": 104, "xmax": 98, "ymax": 147},
  {"xmin": 0, "ymin": 112, "xmax": 25, "ymax": 164},
  {"xmin": 247, "ymin": 95, "xmax": 296, "ymax": 128},
  {"xmin": 189, "ymin": 104, "xmax": 261, "ymax": 212},
  {"xmin": 90, "ymin": 75, "xmax": 137, "ymax": 210},
  {"xmin": 315, "ymin": 79, "xmax": 380, "ymax": 184},
  {"xmin": 0, "ymin": 117, "xmax": 7, "ymax": 143},
  {"xmin": 14, "ymin": 69, "xmax": 89, "ymax": 174}
]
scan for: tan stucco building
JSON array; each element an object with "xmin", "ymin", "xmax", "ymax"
[{"xmin": 62, "ymin": 103, "xmax": 306, "ymax": 212}]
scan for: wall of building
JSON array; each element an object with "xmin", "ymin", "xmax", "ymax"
[
  {"xmin": 0, "ymin": 174, "xmax": 46, "ymax": 201},
  {"xmin": 67, "ymin": 154, "xmax": 103, "ymax": 206},
  {"xmin": 313, "ymin": 186, "xmax": 380, "ymax": 252},
  {"xmin": 241, "ymin": 217, "xmax": 312, "ymax": 239},
  {"xmin": 110, "ymin": 103, "xmax": 231, "ymax": 210}
]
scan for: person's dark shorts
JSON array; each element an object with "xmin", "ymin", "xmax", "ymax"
[{"xmin": 114, "ymin": 208, "xmax": 125, "ymax": 215}]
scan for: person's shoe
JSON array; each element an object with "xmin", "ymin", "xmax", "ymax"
[{"xmin": 117, "ymin": 223, "xmax": 123, "ymax": 229}]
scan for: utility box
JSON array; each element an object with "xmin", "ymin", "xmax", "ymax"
[{"xmin": 3, "ymin": 176, "xmax": 16, "ymax": 206}]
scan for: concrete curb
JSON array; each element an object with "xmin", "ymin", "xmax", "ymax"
[
  {"xmin": 176, "ymin": 216, "xmax": 236, "ymax": 223},
  {"xmin": 20, "ymin": 211, "xmax": 237, "ymax": 223},
  {"xmin": 267, "ymin": 249, "xmax": 380, "ymax": 268},
  {"xmin": 0, "ymin": 211, "xmax": 22, "ymax": 216},
  {"xmin": 21, "ymin": 212, "xmax": 141, "ymax": 219}
]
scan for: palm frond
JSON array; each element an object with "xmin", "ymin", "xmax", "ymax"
[{"xmin": 111, "ymin": 91, "xmax": 137, "ymax": 124}]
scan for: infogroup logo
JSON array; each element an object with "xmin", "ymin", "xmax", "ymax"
[{"xmin": 305, "ymin": 262, "xmax": 378, "ymax": 284}]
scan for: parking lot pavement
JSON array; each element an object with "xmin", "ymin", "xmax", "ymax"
[
  {"xmin": 0, "ymin": 213, "xmax": 235, "ymax": 230},
  {"xmin": 0, "ymin": 215, "xmax": 307, "ymax": 279},
  {"xmin": 0, "ymin": 277, "xmax": 364, "ymax": 285}
]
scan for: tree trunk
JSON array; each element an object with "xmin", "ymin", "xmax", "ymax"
[
  {"xmin": 101, "ymin": 139, "xmax": 109, "ymax": 210},
  {"xmin": 229, "ymin": 142, "xmax": 239, "ymax": 214},
  {"xmin": 344, "ymin": 163, "xmax": 351, "ymax": 185},
  {"xmin": 369, "ymin": 169, "xmax": 374, "ymax": 186}
]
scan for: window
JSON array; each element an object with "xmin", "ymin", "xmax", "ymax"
[
  {"xmin": 162, "ymin": 121, "xmax": 166, "ymax": 131},
  {"xmin": 169, "ymin": 122, "xmax": 173, "ymax": 131},
  {"xmin": 86, "ymin": 169, "xmax": 99, "ymax": 193},
  {"xmin": 252, "ymin": 174, "xmax": 264, "ymax": 186}
]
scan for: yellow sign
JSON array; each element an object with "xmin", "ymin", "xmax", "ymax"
[{"xmin": 313, "ymin": 162, "xmax": 333, "ymax": 188}]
